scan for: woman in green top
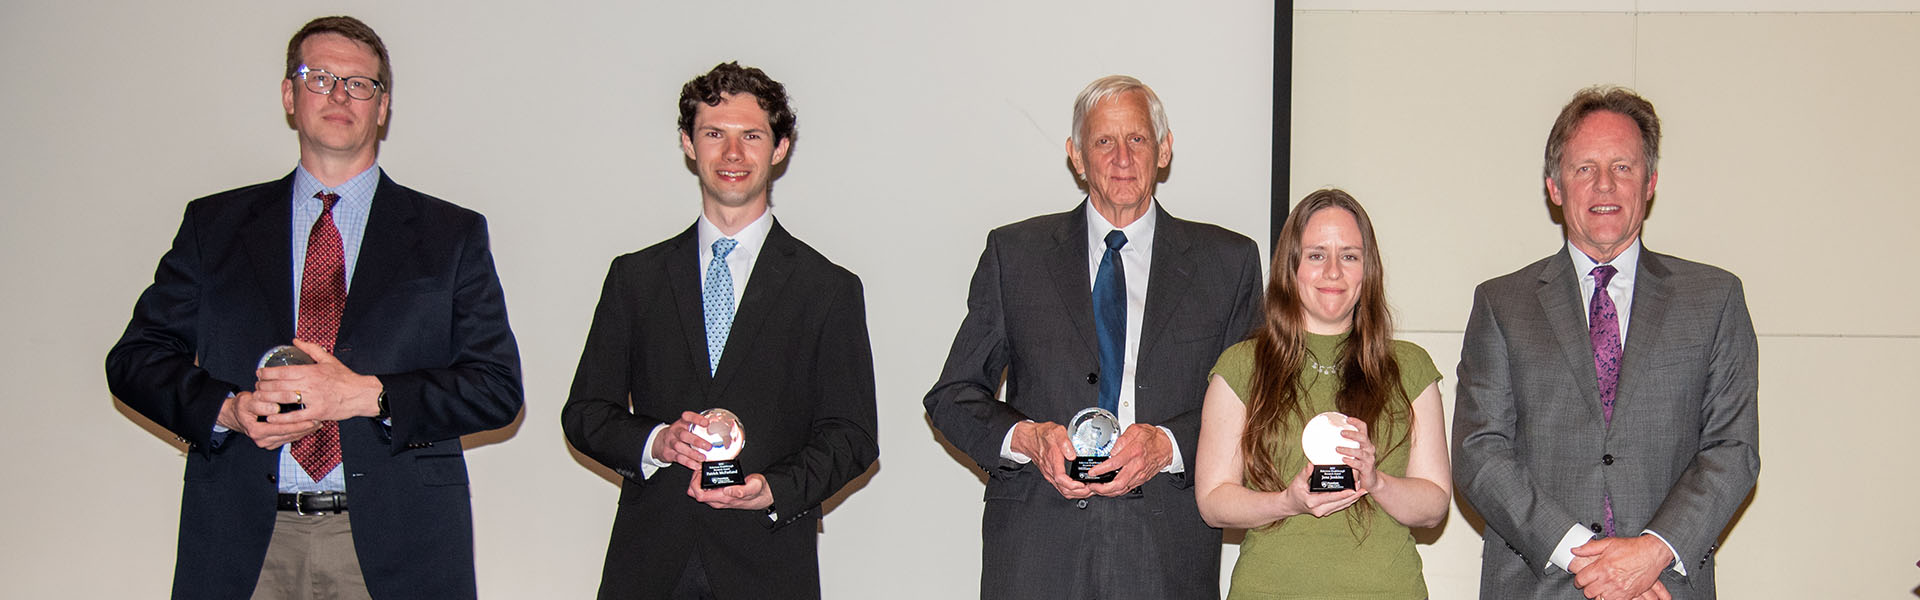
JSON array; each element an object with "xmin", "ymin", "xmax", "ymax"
[{"xmin": 1194, "ymin": 189, "xmax": 1452, "ymax": 599}]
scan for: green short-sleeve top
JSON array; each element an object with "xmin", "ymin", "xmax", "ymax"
[{"xmin": 1209, "ymin": 331, "xmax": 1441, "ymax": 599}]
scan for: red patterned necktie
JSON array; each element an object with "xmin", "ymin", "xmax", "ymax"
[
  {"xmin": 291, "ymin": 191, "xmax": 345, "ymax": 480},
  {"xmin": 1589, "ymin": 264, "xmax": 1620, "ymax": 536}
]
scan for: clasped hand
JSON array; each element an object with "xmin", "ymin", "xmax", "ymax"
[
  {"xmin": 1011, "ymin": 420, "xmax": 1172, "ymax": 500},
  {"xmin": 1568, "ymin": 535, "xmax": 1675, "ymax": 600},
  {"xmin": 217, "ymin": 339, "xmax": 381, "ymax": 449}
]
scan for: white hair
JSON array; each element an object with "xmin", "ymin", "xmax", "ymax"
[{"xmin": 1070, "ymin": 75, "xmax": 1170, "ymax": 150}]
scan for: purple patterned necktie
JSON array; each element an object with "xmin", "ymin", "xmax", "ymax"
[{"xmin": 1589, "ymin": 264, "xmax": 1620, "ymax": 536}]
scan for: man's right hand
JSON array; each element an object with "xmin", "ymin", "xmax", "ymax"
[
  {"xmin": 216, "ymin": 391, "xmax": 321, "ymax": 450},
  {"xmin": 651, "ymin": 411, "xmax": 717, "ymax": 471},
  {"xmin": 1009, "ymin": 421, "xmax": 1092, "ymax": 500}
]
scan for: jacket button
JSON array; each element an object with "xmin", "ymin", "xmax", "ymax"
[
  {"xmin": 1591, "ymin": 523, "xmax": 1604, "ymax": 534},
  {"xmin": 1075, "ymin": 499, "xmax": 1089, "ymax": 509},
  {"xmin": 1087, "ymin": 373, "xmax": 1098, "ymax": 385},
  {"xmin": 1602, "ymin": 454, "xmax": 1614, "ymax": 465}
]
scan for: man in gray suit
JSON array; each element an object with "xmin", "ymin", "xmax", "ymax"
[
  {"xmin": 1453, "ymin": 86, "xmax": 1759, "ymax": 600},
  {"xmin": 924, "ymin": 75, "xmax": 1261, "ymax": 599}
]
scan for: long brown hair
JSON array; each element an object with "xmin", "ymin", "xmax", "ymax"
[{"xmin": 1240, "ymin": 190, "xmax": 1408, "ymax": 509}]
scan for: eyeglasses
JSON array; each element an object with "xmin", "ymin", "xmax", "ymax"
[{"xmin": 295, "ymin": 64, "xmax": 383, "ymax": 101}]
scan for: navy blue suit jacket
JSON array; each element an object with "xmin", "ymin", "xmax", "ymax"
[{"xmin": 106, "ymin": 171, "xmax": 523, "ymax": 599}]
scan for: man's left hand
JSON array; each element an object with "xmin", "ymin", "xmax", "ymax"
[
  {"xmin": 687, "ymin": 473, "xmax": 774, "ymax": 511},
  {"xmin": 1569, "ymin": 534, "xmax": 1675, "ymax": 600},
  {"xmin": 1086, "ymin": 424, "xmax": 1172, "ymax": 497},
  {"xmin": 254, "ymin": 339, "xmax": 383, "ymax": 422}
]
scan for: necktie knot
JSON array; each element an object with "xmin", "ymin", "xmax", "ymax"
[
  {"xmin": 314, "ymin": 191, "xmax": 340, "ymax": 212},
  {"xmin": 1104, "ymin": 230, "xmax": 1128, "ymax": 252},
  {"xmin": 712, "ymin": 237, "xmax": 738, "ymax": 259},
  {"xmin": 1591, "ymin": 264, "xmax": 1617, "ymax": 289}
]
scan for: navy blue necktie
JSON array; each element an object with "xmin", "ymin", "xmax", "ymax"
[{"xmin": 1093, "ymin": 230, "xmax": 1128, "ymax": 414}]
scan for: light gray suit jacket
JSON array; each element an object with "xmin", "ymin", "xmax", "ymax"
[
  {"xmin": 925, "ymin": 201, "xmax": 1261, "ymax": 599},
  {"xmin": 1453, "ymin": 247, "xmax": 1759, "ymax": 600}
]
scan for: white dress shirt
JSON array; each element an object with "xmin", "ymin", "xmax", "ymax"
[
  {"xmin": 999, "ymin": 201, "xmax": 1185, "ymax": 474},
  {"xmin": 637, "ymin": 210, "xmax": 775, "ymax": 479},
  {"xmin": 1547, "ymin": 238, "xmax": 1684, "ymax": 576}
]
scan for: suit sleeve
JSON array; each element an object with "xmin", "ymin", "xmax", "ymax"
[
  {"xmin": 105, "ymin": 200, "xmax": 237, "ymax": 453},
  {"xmin": 561, "ymin": 259, "xmax": 659, "ymax": 480},
  {"xmin": 374, "ymin": 214, "xmax": 524, "ymax": 449},
  {"xmin": 761, "ymin": 274, "xmax": 880, "ymax": 530},
  {"xmin": 1644, "ymin": 277, "xmax": 1760, "ymax": 572},
  {"xmin": 1452, "ymin": 283, "xmax": 1582, "ymax": 573},
  {"xmin": 923, "ymin": 232, "xmax": 1033, "ymax": 471}
]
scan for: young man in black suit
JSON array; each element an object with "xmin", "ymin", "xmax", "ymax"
[{"xmin": 562, "ymin": 62, "xmax": 879, "ymax": 599}]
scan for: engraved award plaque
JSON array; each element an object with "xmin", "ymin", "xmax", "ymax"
[
  {"xmin": 1066, "ymin": 407, "xmax": 1120, "ymax": 483},
  {"xmin": 691, "ymin": 408, "xmax": 746, "ymax": 489},
  {"xmin": 1301, "ymin": 411, "xmax": 1359, "ymax": 492}
]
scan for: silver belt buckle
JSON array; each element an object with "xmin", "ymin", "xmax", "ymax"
[{"xmin": 296, "ymin": 491, "xmax": 325, "ymax": 515}]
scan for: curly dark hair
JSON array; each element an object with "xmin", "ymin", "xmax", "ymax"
[{"xmin": 677, "ymin": 62, "xmax": 796, "ymax": 145}]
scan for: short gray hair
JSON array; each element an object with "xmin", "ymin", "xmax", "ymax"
[{"xmin": 1070, "ymin": 75, "xmax": 1169, "ymax": 150}]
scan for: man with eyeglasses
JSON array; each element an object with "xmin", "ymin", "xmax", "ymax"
[{"xmin": 106, "ymin": 15, "xmax": 523, "ymax": 600}]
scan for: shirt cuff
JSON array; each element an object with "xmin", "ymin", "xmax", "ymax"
[
  {"xmin": 1000, "ymin": 420, "xmax": 1034, "ymax": 464},
  {"xmin": 1642, "ymin": 529, "xmax": 1686, "ymax": 576},
  {"xmin": 639, "ymin": 423, "xmax": 672, "ymax": 479},
  {"xmin": 1150, "ymin": 425, "xmax": 1184, "ymax": 473},
  {"xmin": 1549, "ymin": 523, "xmax": 1595, "ymax": 572}
]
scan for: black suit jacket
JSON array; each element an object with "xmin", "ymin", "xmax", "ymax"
[
  {"xmin": 924, "ymin": 202, "xmax": 1262, "ymax": 598},
  {"xmin": 562, "ymin": 220, "xmax": 878, "ymax": 599},
  {"xmin": 105, "ymin": 171, "xmax": 524, "ymax": 600}
]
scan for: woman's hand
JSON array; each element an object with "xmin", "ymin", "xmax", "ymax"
[
  {"xmin": 1337, "ymin": 417, "xmax": 1380, "ymax": 492},
  {"xmin": 1279, "ymin": 463, "xmax": 1366, "ymax": 518}
]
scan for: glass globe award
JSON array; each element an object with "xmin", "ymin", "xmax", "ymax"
[
  {"xmin": 1301, "ymin": 411, "xmax": 1360, "ymax": 492},
  {"xmin": 690, "ymin": 408, "xmax": 746, "ymax": 489},
  {"xmin": 1066, "ymin": 407, "xmax": 1120, "ymax": 483},
  {"xmin": 255, "ymin": 344, "xmax": 316, "ymax": 421}
]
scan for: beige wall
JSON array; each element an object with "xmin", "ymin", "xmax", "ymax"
[
  {"xmin": 1291, "ymin": 9, "xmax": 1920, "ymax": 599},
  {"xmin": 2, "ymin": 1, "xmax": 1912, "ymax": 598}
]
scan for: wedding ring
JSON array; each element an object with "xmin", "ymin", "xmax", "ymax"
[{"xmin": 295, "ymin": 391, "xmax": 304, "ymax": 404}]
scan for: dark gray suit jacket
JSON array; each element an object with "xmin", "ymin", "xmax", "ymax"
[
  {"xmin": 1452, "ymin": 247, "xmax": 1759, "ymax": 600},
  {"xmin": 925, "ymin": 201, "xmax": 1261, "ymax": 599}
]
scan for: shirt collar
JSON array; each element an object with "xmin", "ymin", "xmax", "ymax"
[
  {"xmin": 1568, "ymin": 237, "xmax": 1642, "ymax": 284},
  {"xmin": 1085, "ymin": 198, "xmax": 1158, "ymax": 255},
  {"xmin": 292, "ymin": 164, "xmax": 380, "ymax": 210},
  {"xmin": 697, "ymin": 209, "xmax": 775, "ymax": 258}
]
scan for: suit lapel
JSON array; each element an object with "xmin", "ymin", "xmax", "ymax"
[
  {"xmin": 1045, "ymin": 203, "xmax": 1099, "ymax": 359},
  {"xmin": 1136, "ymin": 204, "xmax": 1192, "ymax": 362},
  {"xmin": 242, "ymin": 174, "xmax": 297, "ymax": 340},
  {"xmin": 1613, "ymin": 250, "xmax": 1672, "ymax": 421},
  {"xmin": 710, "ymin": 221, "xmax": 799, "ymax": 398},
  {"xmin": 662, "ymin": 225, "xmax": 711, "ymax": 398},
  {"xmin": 339, "ymin": 172, "xmax": 421, "ymax": 346},
  {"xmin": 1534, "ymin": 251, "xmax": 1606, "ymax": 423}
]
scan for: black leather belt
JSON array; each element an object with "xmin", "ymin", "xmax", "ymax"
[{"xmin": 277, "ymin": 492, "xmax": 348, "ymax": 514}]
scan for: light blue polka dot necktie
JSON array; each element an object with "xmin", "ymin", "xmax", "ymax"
[{"xmin": 704, "ymin": 238, "xmax": 739, "ymax": 376}]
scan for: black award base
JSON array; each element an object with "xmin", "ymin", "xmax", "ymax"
[
  {"xmin": 701, "ymin": 460, "xmax": 743, "ymax": 489},
  {"xmin": 1308, "ymin": 464, "xmax": 1353, "ymax": 492},
  {"xmin": 1067, "ymin": 457, "xmax": 1117, "ymax": 483}
]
